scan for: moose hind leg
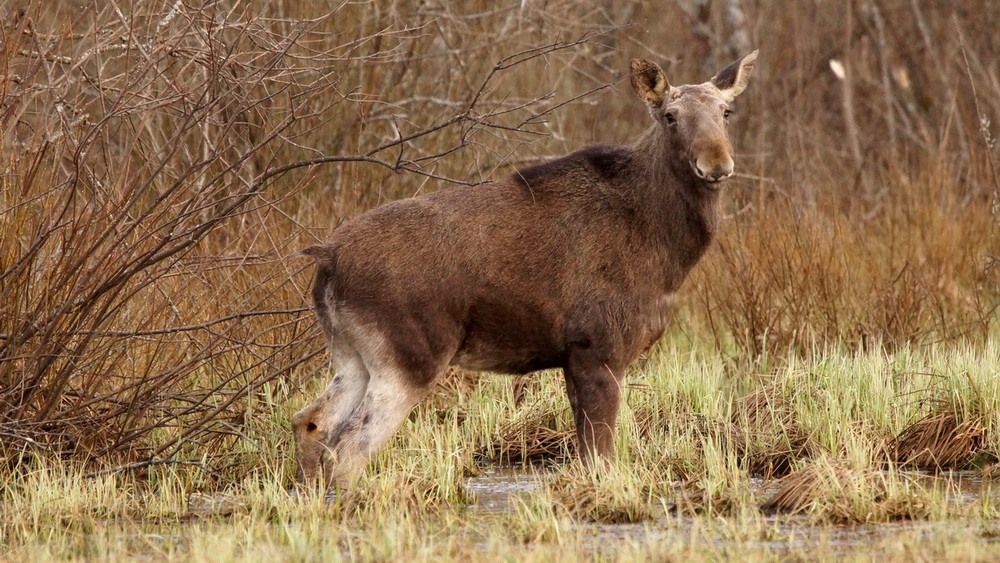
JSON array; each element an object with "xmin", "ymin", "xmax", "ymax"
[
  {"xmin": 291, "ymin": 349, "xmax": 370, "ymax": 487},
  {"xmin": 322, "ymin": 363, "xmax": 440, "ymax": 485}
]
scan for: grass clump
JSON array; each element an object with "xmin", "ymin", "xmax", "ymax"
[
  {"xmin": 761, "ymin": 458, "xmax": 932, "ymax": 523},
  {"xmin": 480, "ymin": 407, "xmax": 575, "ymax": 466},
  {"xmin": 892, "ymin": 411, "xmax": 989, "ymax": 470},
  {"xmin": 543, "ymin": 464, "xmax": 668, "ymax": 524},
  {"xmin": 730, "ymin": 378, "xmax": 819, "ymax": 478}
]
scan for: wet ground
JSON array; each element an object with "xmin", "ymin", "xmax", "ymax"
[{"xmin": 464, "ymin": 468, "xmax": 1000, "ymax": 557}]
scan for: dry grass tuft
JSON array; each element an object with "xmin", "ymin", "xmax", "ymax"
[
  {"xmin": 421, "ymin": 367, "xmax": 481, "ymax": 420},
  {"xmin": 436, "ymin": 367, "xmax": 483, "ymax": 398},
  {"xmin": 732, "ymin": 383, "xmax": 818, "ymax": 478},
  {"xmin": 762, "ymin": 463, "xmax": 872, "ymax": 515},
  {"xmin": 479, "ymin": 409, "xmax": 574, "ymax": 465},
  {"xmin": 546, "ymin": 472, "xmax": 661, "ymax": 524},
  {"xmin": 892, "ymin": 411, "xmax": 988, "ymax": 470},
  {"xmin": 761, "ymin": 461, "xmax": 929, "ymax": 523},
  {"xmin": 671, "ymin": 481, "xmax": 744, "ymax": 517},
  {"xmin": 633, "ymin": 408, "xmax": 746, "ymax": 480},
  {"xmin": 981, "ymin": 462, "xmax": 1000, "ymax": 480},
  {"xmin": 636, "ymin": 409, "xmax": 742, "ymax": 446},
  {"xmin": 344, "ymin": 472, "xmax": 473, "ymax": 516}
]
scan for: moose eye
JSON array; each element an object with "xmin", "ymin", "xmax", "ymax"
[{"xmin": 664, "ymin": 112, "xmax": 677, "ymax": 125}]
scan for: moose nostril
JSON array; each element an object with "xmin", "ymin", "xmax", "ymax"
[
  {"xmin": 694, "ymin": 159, "xmax": 733, "ymax": 181},
  {"xmin": 700, "ymin": 158, "xmax": 734, "ymax": 181}
]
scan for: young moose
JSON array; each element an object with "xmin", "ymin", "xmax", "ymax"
[{"xmin": 294, "ymin": 51, "xmax": 758, "ymax": 490}]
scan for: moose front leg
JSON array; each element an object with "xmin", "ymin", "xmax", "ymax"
[{"xmin": 564, "ymin": 349, "xmax": 624, "ymax": 467}]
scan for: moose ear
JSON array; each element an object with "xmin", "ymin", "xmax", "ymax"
[
  {"xmin": 711, "ymin": 50, "xmax": 758, "ymax": 102},
  {"xmin": 630, "ymin": 58, "xmax": 670, "ymax": 107}
]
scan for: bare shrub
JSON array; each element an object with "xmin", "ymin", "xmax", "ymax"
[
  {"xmin": 2, "ymin": 0, "xmax": 338, "ymax": 466},
  {"xmin": 0, "ymin": 0, "xmax": 619, "ymax": 472}
]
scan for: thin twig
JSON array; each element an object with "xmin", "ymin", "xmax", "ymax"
[
  {"xmin": 82, "ymin": 308, "xmax": 311, "ymax": 337},
  {"xmin": 81, "ymin": 457, "xmax": 205, "ymax": 479}
]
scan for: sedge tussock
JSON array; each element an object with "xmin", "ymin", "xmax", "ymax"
[
  {"xmin": 431, "ymin": 367, "xmax": 482, "ymax": 402},
  {"xmin": 420, "ymin": 367, "xmax": 481, "ymax": 422},
  {"xmin": 630, "ymin": 408, "xmax": 745, "ymax": 481},
  {"xmin": 731, "ymin": 381, "xmax": 819, "ymax": 478},
  {"xmin": 671, "ymin": 480, "xmax": 752, "ymax": 517},
  {"xmin": 982, "ymin": 463, "xmax": 1000, "ymax": 480},
  {"xmin": 544, "ymin": 469, "xmax": 665, "ymax": 524},
  {"xmin": 892, "ymin": 411, "xmax": 988, "ymax": 471},
  {"xmin": 339, "ymin": 471, "xmax": 473, "ymax": 518},
  {"xmin": 479, "ymin": 409, "xmax": 575, "ymax": 465},
  {"xmin": 761, "ymin": 460, "xmax": 930, "ymax": 523},
  {"xmin": 732, "ymin": 384, "xmax": 796, "ymax": 435},
  {"xmin": 635, "ymin": 408, "xmax": 743, "ymax": 449}
]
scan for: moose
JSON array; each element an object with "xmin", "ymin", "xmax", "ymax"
[{"xmin": 293, "ymin": 51, "xmax": 758, "ymax": 490}]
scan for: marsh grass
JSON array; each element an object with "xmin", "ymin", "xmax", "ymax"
[
  {"xmin": 481, "ymin": 404, "xmax": 576, "ymax": 465},
  {"xmin": 761, "ymin": 458, "xmax": 925, "ymax": 522},
  {"xmin": 539, "ymin": 461, "xmax": 669, "ymax": 524},
  {"xmin": 731, "ymin": 377, "xmax": 820, "ymax": 478},
  {"xmin": 5, "ymin": 339, "xmax": 1000, "ymax": 560}
]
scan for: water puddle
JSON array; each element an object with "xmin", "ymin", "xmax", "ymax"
[
  {"xmin": 914, "ymin": 470, "xmax": 993, "ymax": 503},
  {"xmin": 464, "ymin": 467, "xmax": 547, "ymax": 513}
]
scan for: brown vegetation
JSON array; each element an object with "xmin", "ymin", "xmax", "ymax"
[
  {"xmin": 731, "ymin": 380, "xmax": 818, "ymax": 477},
  {"xmin": 482, "ymin": 407, "xmax": 575, "ymax": 465},
  {"xmin": 547, "ymin": 471, "xmax": 660, "ymax": 524},
  {"xmin": 761, "ymin": 460, "xmax": 933, "ymax": 523},
  {"xmin": 892, "ymin": 411, "xmax": 988, "ymax": 470},
  {"xmin": 1, "ymin": 0, "xmax": 998, "ymax": 479}
]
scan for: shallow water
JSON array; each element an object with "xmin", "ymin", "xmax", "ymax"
[
  {"xmin": 464, "ymin": 467, "xmax": 999, "ymax": 556},
  {"xmin": 916, "ymin": 470, "xmax": 992, "ymax": 503},
  {"xmin": 464, "ymin": 468, "xmax": 547, "ymax": 513}
]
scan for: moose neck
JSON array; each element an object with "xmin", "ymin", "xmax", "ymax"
[{"xmin": 632, "ymin": 124, "xmax": 722, "ymax": 282}]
